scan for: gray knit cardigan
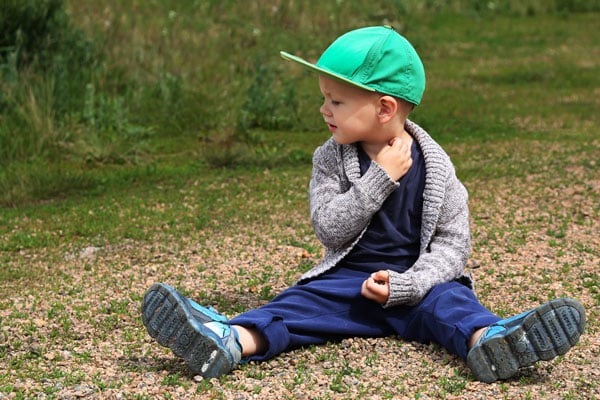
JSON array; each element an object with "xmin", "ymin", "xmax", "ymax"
[{"xmin": 297, "ymin": 119, "xmax": 473, "ymax": 307}]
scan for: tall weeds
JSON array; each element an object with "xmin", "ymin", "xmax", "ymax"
[{"xmin": 0, "ymin": 0, "xmax": 98, "ymax": 163}]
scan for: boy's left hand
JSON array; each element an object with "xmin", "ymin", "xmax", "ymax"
[{"xmin": 361, "ymin": 270, "xmax": 390, "ymax": 305}]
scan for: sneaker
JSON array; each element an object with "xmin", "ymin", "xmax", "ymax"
[
  {"xmin": 141, "ymin": 283, "xmax": 242, "ymax": 378},
  {"xmin": 467, "ymin": 298, "xmax": 586, "ymax": 383}
]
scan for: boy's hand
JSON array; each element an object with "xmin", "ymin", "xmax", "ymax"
[
  {"xmin": 361, "ymin": 270, "xmax": 390, "ymax": 305},
  {"xmin": 373, "ymin": 136, "xmax": 413, "ymax": 181}
]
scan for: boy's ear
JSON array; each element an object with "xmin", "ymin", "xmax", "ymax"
[{"xmin": 377, "ymin": 95, "xmax": 399, "ymax": 123}]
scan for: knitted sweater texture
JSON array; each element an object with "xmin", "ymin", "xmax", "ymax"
[{"xmin": 298, "ymin": 120, "xmax": 472, "ymax": 307}]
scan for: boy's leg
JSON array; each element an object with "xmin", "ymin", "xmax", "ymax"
[
  {"xmin": 234, "ymin": 325, "xmax": 267, "ymax": 356},
  {"xmin": 467, "ymin": 297, "xmax": 586, "ymax": 383},
  {"xmin": 230, "ymin": 269, "xmax": 393, "ymax": 361},
  {"xmin": 384, "ymin": 280, "xmax": 501, "ymax": 360},
  {"xmin": 142, "ymin": 268, "xmax": 391, "ymax": 376},
  {"xmin": 385, "ymin": 281, "xmax": 586, "ymax": 383},
  {"xmin": 141, "ymin": 283, "xmax": 243, "ymax": 378}
]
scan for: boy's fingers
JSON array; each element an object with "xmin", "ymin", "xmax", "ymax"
[
  {"xmin": 372, "ymin": 270, "xmax": 390, "ymax": 283},
  {"xmin": 361, "ymin": 279, "xmax": 372, "ymax": 296},
  {"xmin": 368, "ymin": 278, "xmax": 386, "ymax": 294},
  {"xmin": 377, "ymin": 270, "xmax": 389, "ymax": 279},
  {"xmin": 390, "ymin": 137, "xmax": 405, "ymax": 150},
  {"xmin": 361, "ymin": 280, "xmax": 376, "ymax": 302},
  {"xmin": 391, "ymin": 135, "xmax": 410, "ymax": 147},
  {"xmin": 363, "ymin": 278, "xmax": 378, "ymax": 292},
  {"xmin": 361, "ymin": 277, "xmax": 390, "ymax": 305}
]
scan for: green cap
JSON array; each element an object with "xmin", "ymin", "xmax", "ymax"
[{"xmin": 281, "ymin": 26, "xmax": 426, "ymax": 105}]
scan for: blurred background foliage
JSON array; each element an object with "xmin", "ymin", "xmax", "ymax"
[{"xmin": 1, "ymin": 0, "xmax": 599, "ymax": 206}]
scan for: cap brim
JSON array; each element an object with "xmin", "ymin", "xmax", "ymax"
[{"xmin": 280, "ymin": 51, "xmax": 376, "ymax": 93}]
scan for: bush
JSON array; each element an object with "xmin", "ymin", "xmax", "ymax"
[
  {"xmin": 0, "ymin": 0, "xmax": 98, "ymax": 114},
  {"xmin": 0, "ymin": 0, "xmax": 101, "ymax": 165},
  {"xmin": 0, "ymin": 0, "xmax": 65, "ymax": 69}
]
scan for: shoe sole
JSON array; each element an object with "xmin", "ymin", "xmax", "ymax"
[
  {"xmin": 141, "ymin": 283, "xmax": 234, "ymax": 378},
  {"xmin": 467, "ymin": 298, "xmax": 586, "ymax": 383}
]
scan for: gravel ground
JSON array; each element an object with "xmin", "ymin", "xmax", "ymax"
[{"xmin": 1, "ymin": 152, "xmax": 598, "ymax": 399}]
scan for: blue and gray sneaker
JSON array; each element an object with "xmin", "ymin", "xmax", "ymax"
[
  {"xmin": 141, "ymin": 283, "xmax": 242, "ymax": 378},
  {"xmin": 467, "ymin": 298, "xmax": 586, "ymax": 383}
]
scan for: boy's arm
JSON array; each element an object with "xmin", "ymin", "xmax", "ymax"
[
  {"xmin": 309, "ymin": 141, "xmax": 398, "ymax": 249},
  {"xmin": 384, "ymin": 174, "xmax": 471, "ymax": 307}
]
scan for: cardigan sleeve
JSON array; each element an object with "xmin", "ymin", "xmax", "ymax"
[{"xmin": 309, "ymin": 140, "xmax": 398, "ymax": 249}]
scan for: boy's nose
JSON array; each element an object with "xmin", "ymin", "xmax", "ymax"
[{"xmin": 320, "ymin": 103, "xmax": 331, "ymax": 116}]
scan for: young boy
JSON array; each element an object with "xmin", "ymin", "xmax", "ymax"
[{"xmin": 141, "ymin": 26, "xmax": 586, "ymax": 383}]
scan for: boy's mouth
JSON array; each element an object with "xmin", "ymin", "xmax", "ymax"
[{"xmin": 326, "ymin": 122, "xmax": 337, "ymax": 132}]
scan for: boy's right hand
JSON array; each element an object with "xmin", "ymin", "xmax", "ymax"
[{"xmin": 373, "ymin": 135, "xmax": 413, "ymax": 181}]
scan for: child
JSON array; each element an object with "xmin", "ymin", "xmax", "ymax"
[{"xmin": 141, "ymin": 26, "xmax": 586, "ymax": 383}]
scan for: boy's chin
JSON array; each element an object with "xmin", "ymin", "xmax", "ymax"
[{"xmin": 330, "ymin": 134, "xmax": 352, "ymax": 145}]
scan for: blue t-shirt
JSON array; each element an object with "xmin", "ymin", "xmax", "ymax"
[{"xmin": 342, "ymin": 140, "xmax": 425, "ymax": 274}]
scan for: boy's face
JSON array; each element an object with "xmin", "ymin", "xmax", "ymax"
[{"xmin": 318, "ymin": 76, "xmax": 383, "ymax": 146}]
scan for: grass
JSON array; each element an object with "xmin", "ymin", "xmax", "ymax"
[{"xmin": 0, "ymin": 5, "xmax": 599, "ymax": 400}]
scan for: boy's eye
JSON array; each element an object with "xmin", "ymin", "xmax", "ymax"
[{"xmin": 320, "ymin": 95, "xmax": 340, "ymax": 106}]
